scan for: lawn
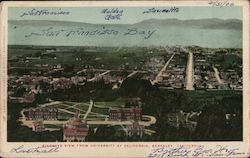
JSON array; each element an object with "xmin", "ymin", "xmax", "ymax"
[
  {"xmin": 42, "ymin": 98, "xmax": 125, "ymax": 121},
  {"xmin": 58, "ymin": 112, "xmax": 74, "ymax": 120},
  {"xmin": 44, "ymin": 124, "xmax": 61, "ymax": 128},
  {"xmin": 91, "ymin": 107, "xmax": 109, "ymax": 115},
  {"xmin": 94, "ymin": 98, "xmax": 125, "ymax": 108},
  {"xmin": 46, "ymin": 103, "xmax": 70, "ymax": 109}
]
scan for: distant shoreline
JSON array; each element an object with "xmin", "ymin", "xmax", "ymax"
[{"xmin": 7, "ymin": 45, "xmax": 243, "ymax": 49}]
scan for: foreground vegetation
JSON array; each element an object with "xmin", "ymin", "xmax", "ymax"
[{"xmin": 8, "ymin": 78, "xmax": 242, "ymax": 142}]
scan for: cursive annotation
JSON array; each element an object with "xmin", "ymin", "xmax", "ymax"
[
  {"xmin": 24, "ymin": 27, "xmax": 157, "ymax": 39},
  {"xmin": 143, "ymin": 7, "xmax": 179, "ymax": 14},
  {"xmin": 10, "ymin": 145, "xmax": 59, "ymax": 154},
  {"xmin": 20, "ymin": 8, "xmax": 70, "ymax": 17},
  {"xmin": 208, "ymin": 0, "xmax": 234, "ymax": 7},
  {"xmin": 148, "ymin": 145, "xmax": 244, "ymax": 158},
  {"xmin": 101, "ymin": 8, "xmax": 123, "ymax": 21}
]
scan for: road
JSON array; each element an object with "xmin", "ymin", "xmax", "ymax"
[
  {"xmin": 20, "ymin": 109, "xmax": 25, "ymax": 118},
  {"xmin": 152, "ymin": 53, "xmax": 176, "ymax": 84},
  {"xmin": 127, "ymin": 71, "xmax": 138, "ymax": 78},
  {"xmin": 76, "ymin": 69, "xmax": 149, "ymax": 75},
  {"xmin": 116, "ymin": 47, "xmax": 122, "ymax": 52},
  {"xmin": 116, "ymin": 70, "xmax": 139, "ymax": 87},
  {"xmin": 186, "ymin": 51, "xmax": 194, "ymax": 90},
  {"xmin": 83, "ymin": 99, "xmax": 93, "ymax": 120},
  {"xmin": 87, "ymin": 70, "xmax": 110, "ymax": 82},
  {"xmin": 39, "ymin": 101, "xmax": 62, "ymax": 108},
  {"xmin": 20, "ymin": 115, "xmax": 156, "ymax": 129},
  {"xmin": 180, "ymin": 46, "xmax": 189, "ymax": 52},
  {"xmin": 213, "ymin": 66, "xmax": 223, "ymax": 84},
  {"xmin": 140, "ymin": 115, "xmax": 156, "ymax": 126},
  {"xmin": 144, "ymin": 129, "xmax": 156, "ymax": 135},
  {"xmin": 58, "ymin": 108, "xmax": 85, "ymax": 116}
]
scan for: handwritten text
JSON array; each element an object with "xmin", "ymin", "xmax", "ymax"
[
  {"xmin": 143, "ymin": 7, "xmax": 179, "ymax": 14},
  {"xmin": 101, "ymin": 8, "xmax": 123, "ymax": 20},
  {"xmin": 208, "ymin": 0, "xmax": 234, "ymax": 7},
  {"xmin": 24, "ymin": 27, "xmax": 157, "ymax": 39},
  {"xmin": 20, "ymin": 8, "xmax": 70, "ymax": 17},
  {"xmin": 148, "ymin": 145, "xmax": 244, "ymax": 157},
  {"xmin": 10, "ymin": 145, "xmax": 59, "ymax": 154}
]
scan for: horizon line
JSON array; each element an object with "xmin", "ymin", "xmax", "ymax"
[{"xmin": 8, "ymin": 17, "xmax": 243, "ymax": 25}]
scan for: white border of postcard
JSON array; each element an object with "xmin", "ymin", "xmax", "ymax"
[{"xmin": 0, "ymin": 1, "xmax": 250, "ymax": 157}]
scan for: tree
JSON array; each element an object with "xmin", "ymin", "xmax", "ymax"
[
  {"xmin": 195, "ymin": 103, "xmax": 229, "ymax": 140},
  {"xmin": 120, "ymin": 78, "xmax": 153, "ymax": 97}
]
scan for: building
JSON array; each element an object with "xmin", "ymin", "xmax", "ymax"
[
  {"xmin": 109, "ymin": 107, "xmax": 142, "ymax": 121},
  {"xmin": 126, "ymin": 121, "xmax": 145, "ymax": 138},
  {"xmin": 8, "ymin": 96, "xmax": 25, "ymax": 104},
  {"xmin": 63, "ymin": 112, "xmax": 88, "ymax": 142},
  {"xmin": 25, "ymin": 108, "xmax": 58, "ymax": 120},
  {"xmin": 32, "ymin": 121, "xmax": 45, "ymax": 132},
  {"xmin": 8, "ymin": 91, "xmax": 36, "ymax": 104},
  {"xmin": 24, "ymin": 91, "xmax": 36, "ymax": 103}
]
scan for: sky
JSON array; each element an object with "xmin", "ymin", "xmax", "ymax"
[{"xmin": 8, "ymin": 6, "xmax": 242, "ymax": 24}]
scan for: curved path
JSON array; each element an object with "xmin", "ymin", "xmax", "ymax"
[
  {"xmin": 20, "ymin": 101, "xmax": 157, "ymax": 130},
  {"xmin": 83, "ymin": 100, "xmax": 93, "ymax": 119},
  {"xmin": 20, "ymin": 115, "xmax": 156, "ymax": 129}
]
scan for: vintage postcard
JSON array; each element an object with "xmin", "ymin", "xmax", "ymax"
[{"xmin": 0, "ymin": 0, "xmax": 249, "ymax": 157}]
